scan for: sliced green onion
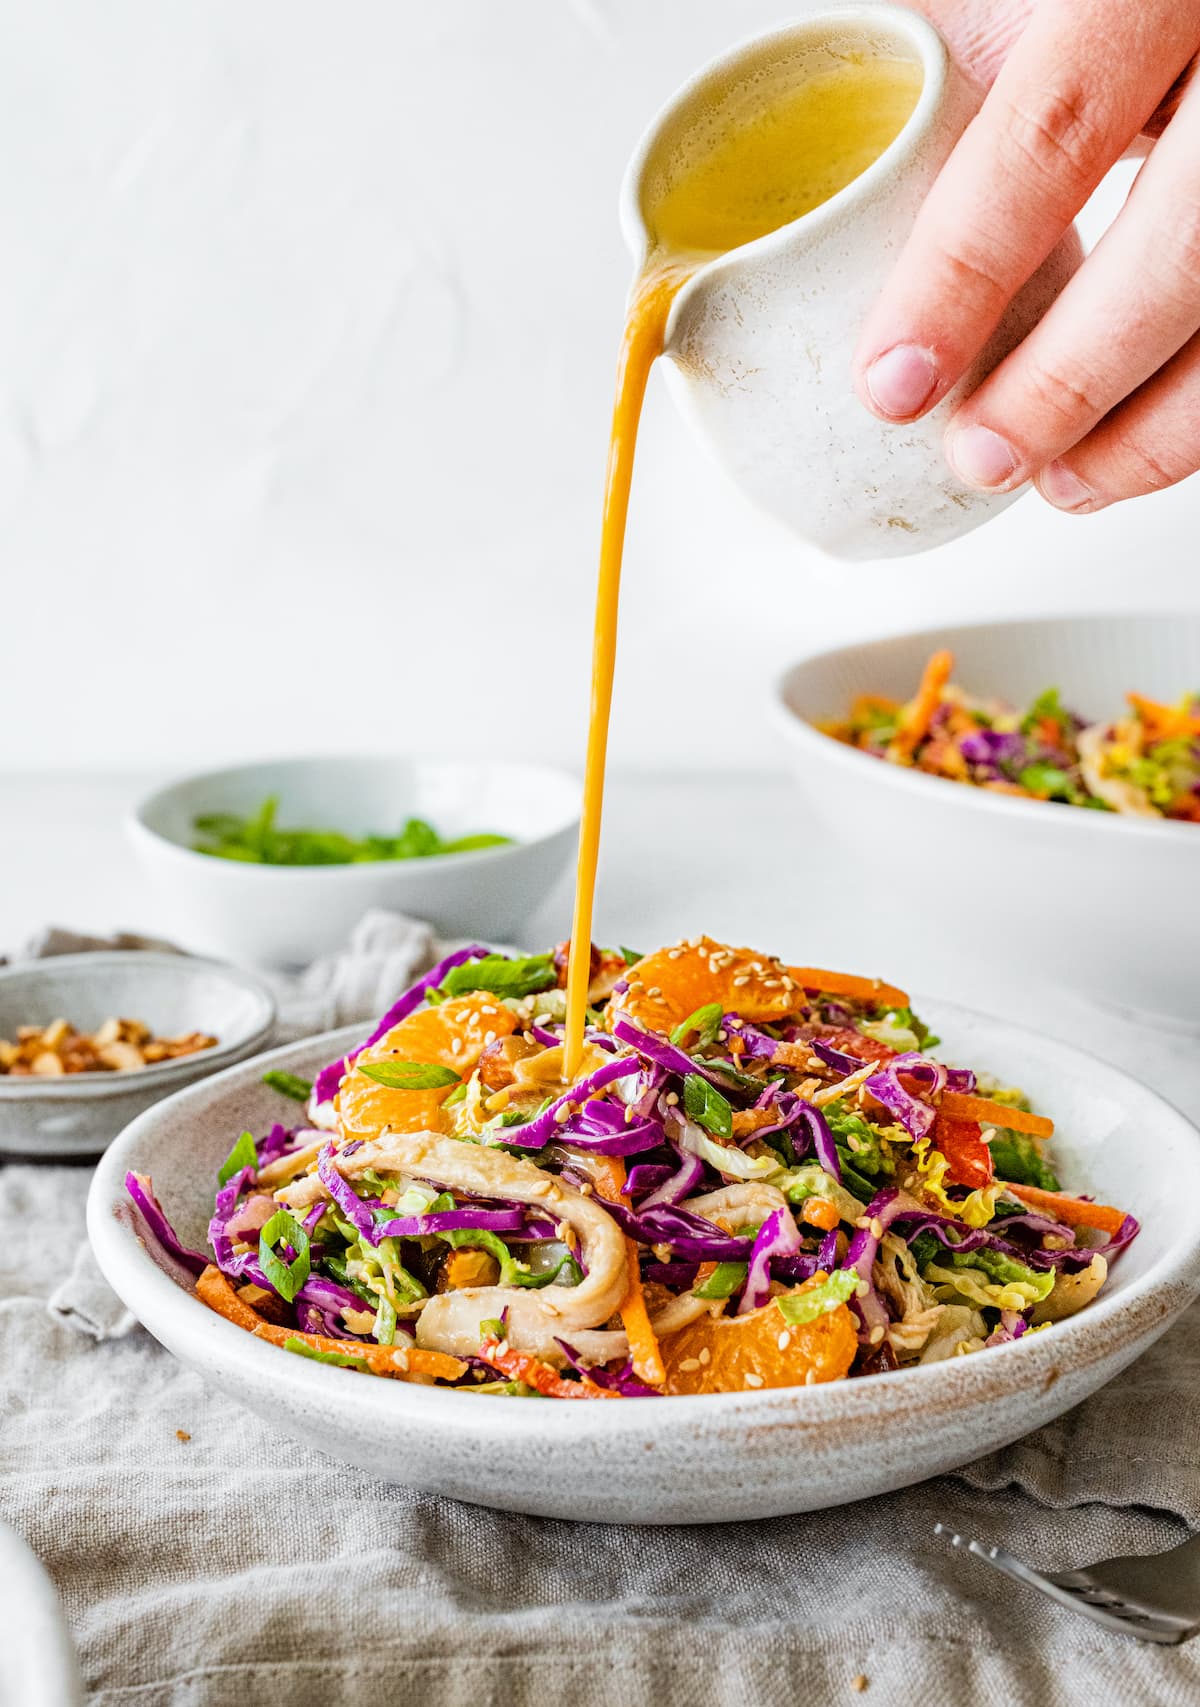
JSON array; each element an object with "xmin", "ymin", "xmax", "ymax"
[
  {"xmin": 692, "ymin": 1261, "xmax": 747, "ymax": 1300},
  {"xmin": 670, "ymin": 1002, "xmax": 724, "ymax": 1048},
  {"xmin": 262, "ymin": 1070, "xmax": 313, "ymax": 1102},
  {"xmin": 683, "ymin": 1073, "xmax": 733, "ymax": 1139},
  {"xmin": 258, "ymin": 1209, "xmax": 311, "ymax": 1303},
  {"xmin": 282, "ymin": 1336, "xmax": 367, "ymax": 1370},
  {"xmin": 218, "ymin": 1130, "xmax": 257, "ymax": 1187},
  {"xmin": 775, "ymin": 1270, "xmax": 863, "ymax": 1325}
]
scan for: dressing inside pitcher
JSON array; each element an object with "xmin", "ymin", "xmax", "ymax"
[{"xmin": 563, "ymin": 36, "xmax": 927, "ymax": 1067}]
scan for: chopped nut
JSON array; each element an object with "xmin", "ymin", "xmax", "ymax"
[
  {"xmin": 0, "ymin": 1015, "xmax": 218, "ymax": 1077},
  {"xmin": 30, "ymin": 1052, "xmax": 65, "ymax": 1076},
  {"xmin": 175, "ymin": 1429, "xmax": 191, "ymax": 1443}
]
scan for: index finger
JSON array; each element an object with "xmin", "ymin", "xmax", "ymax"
[{"xmin": 852, "ymin": 0, "xmax": 1196, "ymax": 422}]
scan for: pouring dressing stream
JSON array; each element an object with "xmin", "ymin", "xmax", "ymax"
[{"xmin": 563, "ymin": 50, "xmax": 923, "ymax": 1071}]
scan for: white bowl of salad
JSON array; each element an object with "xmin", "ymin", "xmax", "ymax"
[
  {"xmin": 772, "ymin": 612, "xmax": 1200, "ymax": 1028},
  {"xmin": 129, "ymin": 756, "xmax": 581, "ymax": 967},
  {"xmin": 88, "ymin": 937, "xmax": 1200, "ymax": 1523}
]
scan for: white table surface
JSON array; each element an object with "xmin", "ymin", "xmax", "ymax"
[{"xmin": 3, "ymin": 768, "xmax": 1197, "ymax": 1126}]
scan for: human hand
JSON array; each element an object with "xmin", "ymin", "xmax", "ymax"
[{"xmin": 853, "ymin": 0, "xmax": 1200, "ymax": 514}]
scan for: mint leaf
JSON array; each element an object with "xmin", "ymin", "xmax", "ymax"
[
  {"xmin": 437, "ymin": 954, "xmax": 556, "ymax": 1000},
  {"xmin": 357, "ymin": 1060, "xmax": 461, "ymax": 1090}
]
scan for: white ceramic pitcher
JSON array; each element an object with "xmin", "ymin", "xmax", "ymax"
[{"xmin": 621, "ymin": 6, "xmax": 1083, "ymax": 561}]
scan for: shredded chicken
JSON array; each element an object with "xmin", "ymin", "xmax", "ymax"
[
  {"xmin": 1031, "ymin": 1254, "xmax": 1108, "ymax": 1324},
  {"xmin": 279, "ymin": 1131, "xmax": 629, "ymax": 1360},
  {"xmin": 1077, "ymin": 724, "xmax": 1158, "ymax": 816}
]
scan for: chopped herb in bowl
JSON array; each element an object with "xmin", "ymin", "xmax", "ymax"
[{"xmin": 192, "ymin": 797, "xmax": 513, "ymax": 866}]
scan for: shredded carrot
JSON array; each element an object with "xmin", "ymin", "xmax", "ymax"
[
  {"xmin": 1000, "ymin": 1182, "xmax": 1128, "ymax": 1237},
  {"xmin": 597, "ymin": 1156, "xmax": 666, "ymax": 1387},
  {"xmin": 888, "ymin": 649, "xmax": 955, "ymax": 760},
  {"xmin": 801, "ymin": 1197, "xmax": 841, "ymax": 1232},
  {"xmin": 787, "ymin": 967, "xmax": 910, "ymax": 1008},
  {"xmin": 940, "ymin": 1090, "xmax": 1053, "ymax": 1138},
  {"xmin": 196, "ymin": 1266, "xmax": 466, "ymax": 1383},
  {"xmin": 478, "ymin": 1336, "xmax": 618, "ymax": 1399},
  {"xmin": 1127, "ymin": 692, "xmax": 1200, "ymax": 742},
  {"xmin": 619, "ymin": 1236, "xmax": 666, "ymax": 1387}
]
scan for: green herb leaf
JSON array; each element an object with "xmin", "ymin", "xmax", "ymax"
[
  {"xmin": 258, "ymin": 1209, "xmax": 311, "ymax": 1303},
  {"xmin": 356, "ymin": 1060, "xmax": 461, "ymax": 1090},
  {"xmin": 437, "ymin": 953, "xmax": 557, "ymax": 1001},
  {"xmin": 682, "ymin": 1073, "xmax": 733, "ymax": 1139},
  {"xmin": 191, "ymin": 798, "xmax": 511, "ymax": 867},
  {"xmin": 670, "ymin": 1002, "xmax": 724, "ymax": 1048},
  {"xmin": 261, "ymin": 1069, "xmax": 313, "ymax": 1102},
  {"xmin": 479, "ymin": 1316, "xmax": 505, "ymax": 1344},
  {"xmin": 775, "ymin": 1269, "xmax": 862, "ymax": 1325},
  {"xmin": 692, "ymin": 1261, "xmax": 747, "ymax": 1300},
  {"xmin": 218, "ymin": 1130, "xmax": 257, "ymax": 1187},
  {"xmin": 1018, "ymin": 762, "xmax": 1073, "ymax": 799},
  {"xmin": 282, "ymin": 1335, "xmax": 367, "ymax": 1370},
  {"xmin": 438, "ymin": 832, "xmax": 512, "ymax": 853},
  {"xmin": 619, "ymin": 946, "xmax": 643, "ymax": 966}
]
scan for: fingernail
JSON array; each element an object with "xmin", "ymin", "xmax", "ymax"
[
  {"xmin": 947, "ymin": 424, "xmax": 1018, "ymax": 490},
  {"xmin": 864, "ymin": 345, "xmax": 939, "ymax": 418},
  {"xmin": 1040, "ymin": 460, "xmax": 1096, "ymax": 512}
]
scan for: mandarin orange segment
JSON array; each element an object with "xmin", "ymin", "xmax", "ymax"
[
  {"xmin": 337, "ymin": 993, "xmax": 518, "ymax": 1141},
  {"xmin": 607, "ymin": 937, "xmax": 802, "ymax": 1037},
  {"xmin": 660, "ymin": 1279, "xmax": 857, "ymax": 1395}
]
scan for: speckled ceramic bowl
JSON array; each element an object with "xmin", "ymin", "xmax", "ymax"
[
  {"xmin": 0, "ymin": 1518, "xmax": 83, "ymax": 1707},
  {"xmin": 0, "ymin": 952, "xmax": 275, "ymax": 1159},
  {"xmin": 88, "ymin": 1003, "xmax": 1200, "ymax": 1524}
]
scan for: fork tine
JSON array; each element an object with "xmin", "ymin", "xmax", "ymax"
[{"xmin": 932, "ymin": 1526, "xmax": 1198, "ymax": 1645}]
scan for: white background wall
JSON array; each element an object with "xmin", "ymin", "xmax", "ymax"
[{"xmin": 3, "ymin": 1, "xmax": 1194, "ymax": 776}]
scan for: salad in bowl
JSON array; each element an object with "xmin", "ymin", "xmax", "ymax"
[{"xmin": 127, "ymin": 940, "xmax": 1138, "ymax": 1400}]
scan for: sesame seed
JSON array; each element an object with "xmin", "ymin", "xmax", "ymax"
[
  {"xmin": 805, "ymin": 1369, "xmax": 817, "ymax": 1385},
  {"xmin": 484, "ymin": 1031, "xmax": 497, "ymax": 1047},
  {"xmin": 869, "ymin": 1325, "xmax": 885, "ymax": 1345},
  {"xmin": 665, "ymin": 1092, "xmax": 679, "ymax": 1106},
  {"xmin": 679, "ymin": 1357, "xmax": 701, "ymax": 1371},
  {"xmin": 744, "ymin": 1373, "xmax": 764, "ymax": 1388},
  {"xmin": 869, "ymin": 1217, "xmax": 884, "ymax": 1240},
  {"xmin": 648, "ymin": 986, "xmax": 663, "ymax": 998},
  {"xmin": 716, "ymin": 1030, "xmax": 727, "ymax": 1042},
  {"xmin": 846, "ymin": 1135, "xmax": 861, "ymax": 1152},
  {"xmin": 698, "ymin": 1347, "xmax": 711, "ymax": 1365},
  {"xmin": 667, "ymin": 949, "xmax": 682, "ymax": 960},
  {"xmin": 851, "ymin": 1675, "xmax": 869, "ymax": 1694},
  {"xmin": 854, "ymin": 1216, "xmax": 870, "ymax": 1230},
  {"xmin": 732, "ymin": 975, "xmax": 750, "ymax": 987},
  {"xmin": 451, "ymin": 1039, "xmax": 462, "ymax": 1055},
  {"xmin": 777, "ymin": 1331, "xmax": 791, "ymax": 1352},
  {"xmin": 391, "ymin": 1348, "xmax": 410, "ymax": 1371},
  {"xmin": 554, "ymin": 1104, "xmax": 571, "ymax": 1123}
]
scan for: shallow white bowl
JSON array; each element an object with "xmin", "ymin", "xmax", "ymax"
[
  {"xmin": 129, "ymin": 756, "xmax": 581, "ymax": 967},
  {"xmin": 0, "ymin": 952, "xmax": 275, "ymax": 1159},
  {"xmin": 0, "ymin": 1517, "xmax": 83, "ymax": 1707},
  {"xmin": 88, "ymin": 1002, "xmax": 1200, "ymax": 1524},
  {"xmin": 773, "ymin": 613, "xmax": 1200, "ymax": 1028}
]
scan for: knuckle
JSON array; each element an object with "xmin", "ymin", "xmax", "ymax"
[
  {"xmin": 1109, "ymin": 431, "xmax": 1191, "ymax": 494},
  {"xmin": 1019, "ymin": 351, "xmax": 1108, "ymax": 432},
  {"xmin": 994, "ymin": 78, "xmax": 1109, "ymax": 199}
]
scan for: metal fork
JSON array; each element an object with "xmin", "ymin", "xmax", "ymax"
[{"xmin": 933, "ymin": 1522, "xmax": 1200, "ymax": 1644}]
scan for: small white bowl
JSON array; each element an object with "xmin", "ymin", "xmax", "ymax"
[
  {"xmin": 0, "ymin": 951, "xmax": 275, "ymax": 1159},
  {"xmin": 0, "ymin": 1519, "xmax": 82, "ymax": 1707},
  {"xmin": 88, "ymin": 1000, "xmax": 1200, "ymax": 1524},
  {"xmin": 129, "ymin": 756, "xmax": 581, "ymax": 967},
  {"xmin": 773, "ymin": 613, "xmax": 1200, "ymax": 1028}
]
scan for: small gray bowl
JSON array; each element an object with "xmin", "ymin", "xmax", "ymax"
[{"xmin": 0, "ymin": 952, "xmax": 276, "ymax": 1159}]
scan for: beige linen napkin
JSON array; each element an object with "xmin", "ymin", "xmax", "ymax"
[{"xmin": 1, "ymin": 1162, "xmax": 1198, "ymax": 1707}]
